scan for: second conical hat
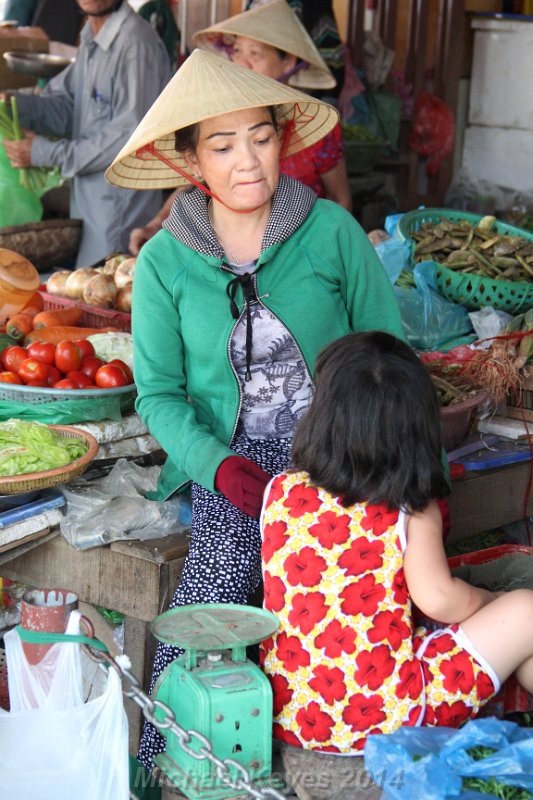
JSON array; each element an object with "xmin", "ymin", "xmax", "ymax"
[
  {"xmin": 193, "ymin": 0, "xmax": 335, "ymax": 91},
  {"xmin": 105, "ymin": 49, "xmax": 339, "ymax": 190}
]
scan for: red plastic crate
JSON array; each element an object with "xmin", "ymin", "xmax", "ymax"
[{"xmin": 39, "ymin": 288, "xmax": 131, "ymax": 333}]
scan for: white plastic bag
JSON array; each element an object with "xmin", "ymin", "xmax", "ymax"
[{"xmin": 0, "ymin": 612, "xmax": 129, "ymax": 800}]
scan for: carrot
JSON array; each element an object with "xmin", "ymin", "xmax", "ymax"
[
  {"xmin": 25, "ymin": 326, "xmax": 120, "ymax": 345},
  {"xmin": 21, "ymin": 291, "xmax": 45, "ymax": 313},
  {"xmin": 32, "ymin": 307, "xmax": 83, "ymax": 329},
  {"xmin": 6, "ymin": 307, "xmax": 41, "ymax": 340}
]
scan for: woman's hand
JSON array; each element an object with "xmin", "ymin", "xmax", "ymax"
[
  {"xmin": 129, "ymin": 219, "xmax": 162, "ymax": 255},
  {"xmin": 3, "ymin": 131, "xmax": 35, "ymax": 168},
  {"xmin": 215, "ymin": 455, "xmax": 271, "ymax": 518}
]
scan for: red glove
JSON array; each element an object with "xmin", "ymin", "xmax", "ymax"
[{"xmin": 215, "ymin": 456, "xmax": 271, "ymax": 518}]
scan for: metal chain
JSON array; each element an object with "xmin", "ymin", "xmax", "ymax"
[{"xmin": 84, "ymin": 644, "xmax": 288, "ymax": 800}]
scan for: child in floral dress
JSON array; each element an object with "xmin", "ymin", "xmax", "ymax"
[{"xmin": 261, "ymin": 331, "xmax": 533, "ymax": 768}]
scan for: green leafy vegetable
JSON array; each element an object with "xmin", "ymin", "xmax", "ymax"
[
  {"xmin": 0, "ymin": 419, "xmax": 87, "ymax": 476},
  {"xmin": 461, "ymin": 747, "xmax": 532, "ymax": 799}
]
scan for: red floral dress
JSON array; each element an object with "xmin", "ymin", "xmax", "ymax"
[
  {"xmin": 281, "ymin": 122, "xmax": 344, "ymax": 198},
  {"xmin": 260, "ymin": 471, "xmax": 499, "ymax": 753}
]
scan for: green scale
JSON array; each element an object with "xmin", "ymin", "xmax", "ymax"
[{"xmin": 151, "ymin": 603, "xmax": 283, "ymax": 800}]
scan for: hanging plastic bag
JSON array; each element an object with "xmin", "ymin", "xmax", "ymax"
[
  {"xmin": 0, "ymin": 612, "xmax": 129, "ymax": 800},
  {"xmin": 364, "ymin": 717, "xmax": 533, "ymax": 800},
  {"xmin": 409, "ymin": 90, "xmax": 455, "ymax": 176},
  {"xmin": 0, "ymin": 141, "xmax": 42, "ymax": 227}
]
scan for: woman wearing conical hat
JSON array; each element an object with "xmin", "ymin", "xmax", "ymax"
[
  {"xmin": 128, "ymin": 0, "xmax": 351, "ymax": 255},
  {"xmin": 107, "ymin": 49, "xmax": 404, "ymax": 772}
]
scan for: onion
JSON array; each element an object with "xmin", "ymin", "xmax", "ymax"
[
  {"xmin": 83, "ymin": 274, "xmax": 118, "ymax": 308},
  {"xmin": 100, "ymin": 253, "xmax": 129, "ymax": 276},
  {"xmin": 114, "ymin": 257, "xmax": 136, "ymax": 289},
  {"xmin": 46, "ymin": 270, "xmax": 72, "ymax": 296},
  {"xmin": 64, "ymin": 267, "xmax": 99, "ymax": 299},
  {"xmin": 115, "ymin": 282, "xmax": 132, "ymax": 313}
]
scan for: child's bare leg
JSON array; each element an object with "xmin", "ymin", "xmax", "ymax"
[{"xmin": 459, "ymin": 589, "xmax": 533, "ymax": 693}]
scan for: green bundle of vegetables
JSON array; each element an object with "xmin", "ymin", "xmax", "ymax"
[
  {"xmin": 0, "ymin": 96, "xmax": 59, "ymax": 193},
  {"xmin": 463, "ymin": 747, "xmax": 532, "ymax": 799},
  {"xmin": 0, "ymin": 419, "xmax": 88, "ymax": 477}
]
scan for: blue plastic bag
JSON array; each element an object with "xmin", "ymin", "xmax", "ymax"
[
  {"xmin": 364, "ymin": 717, "xmax": 533, "ymax": 800},
  {"xmin": 395, "ymin": 261, "xmax": 473, "ymax": 351}
]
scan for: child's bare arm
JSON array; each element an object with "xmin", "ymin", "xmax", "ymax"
[{"xmin": 403, "ymin": 500, "xmax": 495, "ymax": 624}]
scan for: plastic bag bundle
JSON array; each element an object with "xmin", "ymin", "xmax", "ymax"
[
  {"xmin": 0, "ymin": 611, "xmax": 129, "ymax": 800},
  {"xmin": 364, "ymin": 717, "xmax": 533, "ymax": 800},
  {"xmin": 59, "ymin": 458, "xmax": 191, "ymax": 549}
]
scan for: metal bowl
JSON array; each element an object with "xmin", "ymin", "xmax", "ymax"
[{"xmin": 3, "ymin": 51, "xmax": 74, "ymax": 79}]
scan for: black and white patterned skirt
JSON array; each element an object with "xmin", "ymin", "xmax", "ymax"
[{"xmin": 137, "ymin": 431, "xmax": 292, "ymax": 771}]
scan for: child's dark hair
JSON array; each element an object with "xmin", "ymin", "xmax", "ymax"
[{"xmin": 292, "ymin": 331, "xmax": 449, "ymax": 511}]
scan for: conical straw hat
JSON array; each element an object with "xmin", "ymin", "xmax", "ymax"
[
  {"xmin": 106, "ymin": 49, "xmax": 339, "ymax": 190},
  {"xmin": 193, "ymin": 0, "xmax": 335, "ymax": 91}
]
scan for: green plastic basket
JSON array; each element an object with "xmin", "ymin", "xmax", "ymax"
[{"xmin": 398, "ymin": 208, "xmax": 533, "ymax": 312}]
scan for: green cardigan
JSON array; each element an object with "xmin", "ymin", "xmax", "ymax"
[{"xmin": 132, "ymin": 197, "xmax": 405, "ymax": 500}]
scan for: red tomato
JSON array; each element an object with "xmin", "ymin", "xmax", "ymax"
[
  {"xmin": 66, "ymin": 370, "xmax": 93, "ymax": 389},
  {"xmin": 1, "ymin": 346, "xmax": 28, "ymax": 373},
  {"xmin": 74, "ymin": 339, "xmax": 95, "ymax": 359},
  {"xmin": 18, "ymin": 358, "xmax": 50, "ymax": 384},
  {"xmin": 0, "ymin": 371, "xmax": 21, "ymax": 384},
  {"xmin": 95, "ymin": 364, "xmax": 129, "ymax": 389},
  {"xmin": 53, "ymin": 379, "xmax": 78, "ymax": 390},
  {"xmin": 55, "ymin": 341, "xmax": 82, "ymax": 374},
  {"xmin": 26, "ymin": 380, "xmax": 48, "ymax": 387},
  {"xmin": 27, "ymin": 341, "xmax": 56, "ymax": 366},
  {"xmin": 107, "ymin": 359, "xmax": 133, "ymax": 384},
  {"xmin": 46, "ymin": 366, "xmax": 62, "ymax": 387},
  {"xmin": 80, "ymin": 355, "xmax": 106, "ymax": 382}
]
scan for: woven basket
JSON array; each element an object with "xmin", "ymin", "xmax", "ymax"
[
  {"xmin": 0, "ymin": 382, "xmax": 135, "ymax": 405},
  {"xmin": 398, "ymin": 208, "xmax": 533, "ymax": 312},
  {"xmin": 0, "ymin": 424, "xmax": 99, "ymax": 494},
  {"xmin": 41, "ymin": 290, "xmax": 131, "ymax": 332},
  {"xmin": 0, "ymin": 219, "xmax": 82, "ymax": 272},
  {"xmin": 344, "ymin": 140, "xmax": 387, "ymax": 175}
]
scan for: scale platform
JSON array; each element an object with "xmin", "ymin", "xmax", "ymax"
[{"xmin": 150, "ymin": 603, "xmax": 279, "ymax": 651}]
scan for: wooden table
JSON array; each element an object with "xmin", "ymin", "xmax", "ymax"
[{"xmin": 1, "ymin": 456, "xmax": 532, "ymax": 750}]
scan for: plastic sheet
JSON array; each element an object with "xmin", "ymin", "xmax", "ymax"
[
  {"xmin": 0, "ymin": 392, "xmax": 134, "ymax": 424},
  {"xmin": 364, "ymin": 717, "xmax": 533, "ymax": 800},
  {"xmin": 59, "ymin": 459, "xmax": 191, "ymax": 549}
]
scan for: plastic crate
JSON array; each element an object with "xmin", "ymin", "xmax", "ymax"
[
  {"xmin": 398, "ymin": 208, "xmax": 533, "ymax": 312},
  {"xmin": 40, "ymin": 289, "xmax": 131, "ymax": 333}
]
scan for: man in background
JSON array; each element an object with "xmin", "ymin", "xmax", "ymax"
[{"xmin": 3, "ymin": 0, "xmax": 172, "ymax": 266}]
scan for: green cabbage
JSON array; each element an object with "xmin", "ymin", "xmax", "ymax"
[{"xmin": 0, "ymin": 419, "xmax": 87, "ymax": 476}]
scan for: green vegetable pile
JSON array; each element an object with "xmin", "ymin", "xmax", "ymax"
[
  {"xmin": 462, "ymin": 747, "xmax": 532, "ymax": 799},
  {"xmin": 0, "ymin": 419, "xmax": 88, "ymax": 477},
  {"xmin": 341, "ymin": 123, "xmax": 385, "ymax": 144},
  {"xmin": 0, "ymin": 96, "xmax": 60, "ymax": 192}
]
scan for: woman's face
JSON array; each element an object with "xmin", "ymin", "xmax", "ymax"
[
  {"xmin": 186, "ymin": 107, "xmax": 281, "ymax": 211},
  {"xmin": 231, "ymin": 36, "xmax": 297, "ymax": 81}
]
